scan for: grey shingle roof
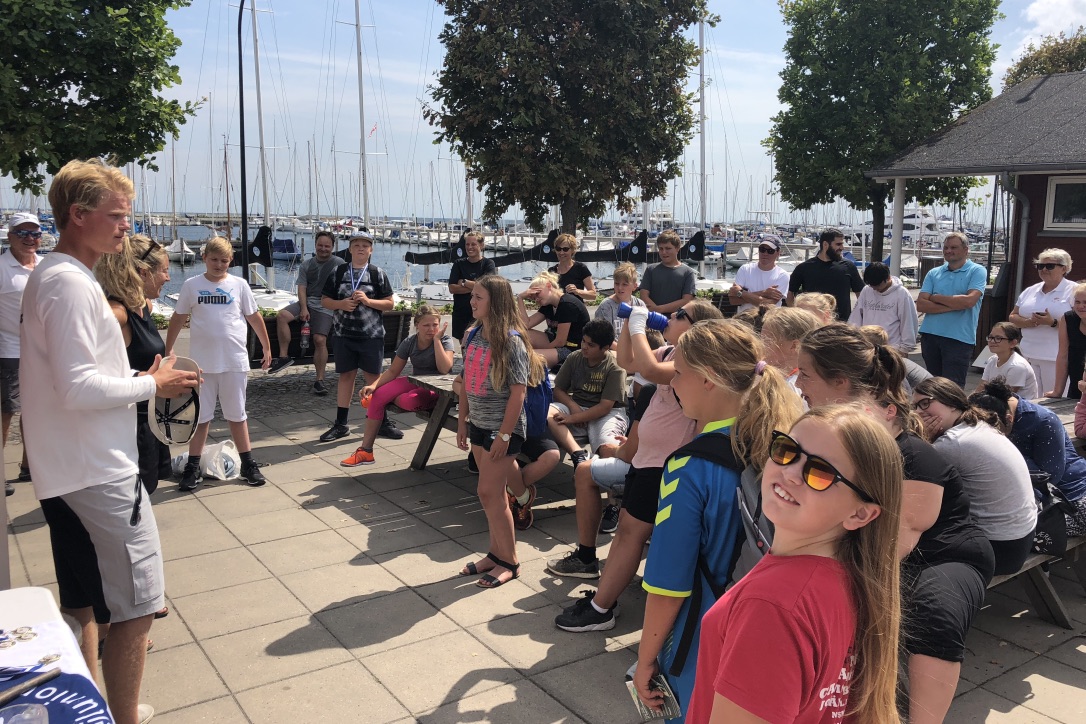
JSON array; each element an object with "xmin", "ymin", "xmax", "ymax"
[{"xmin": 866, "ymin": 72, "xmax": 1086, "ymax": 179}]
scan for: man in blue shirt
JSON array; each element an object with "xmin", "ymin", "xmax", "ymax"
[{"xmin": 916, "ymin": 232, "xmax": 987, "ymax": 387}]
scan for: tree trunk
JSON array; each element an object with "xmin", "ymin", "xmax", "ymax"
[
  {"xmin": 869, "ymin": 187, "xmax": 888, "ymax": 262},
  {"xmin": 560, "ymin": 195, "xmax": 580, "ymax": 234}
]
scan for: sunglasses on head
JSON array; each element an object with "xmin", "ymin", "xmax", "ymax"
[
  {"xmin": 673, "ymin": 307, "xmax": 691, "ymax": 322},
  {"xmin": 1035, "ymin": 263, "xmax": 1063, "ymax": 271},
  {"xmin": 139, "ymin": 240, "xmax": 163, "ymax": 261},
  {"xmin": 912, "ymin": 396, "xmax": 934, "ymax": 411},
  {"xmin": 11, "ymin": 229, "xmax": 43, "ymax": 240},
  {"xmin": 769, "ymin": 431, "xmax": 875, "ymax": 504}
]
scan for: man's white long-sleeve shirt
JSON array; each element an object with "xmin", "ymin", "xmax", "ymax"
[{"xmin": 20, "ymin": 253, "xmax": 157, "ymax": 499}]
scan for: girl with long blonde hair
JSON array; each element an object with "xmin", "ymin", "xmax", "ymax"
[
  {"xmin": 633, "ymin": 319, "xmax": 802, "ymax": 721},
  {"xmin": 687, "ymin": 405, "xmax": 903, "ymax": 724},
  {"xmin": 457, "ymin": 275, "xmax": 533, "ymax": 588}
]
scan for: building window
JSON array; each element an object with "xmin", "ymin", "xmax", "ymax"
[{"xmin": 1044, "ymin": 175, "xmax": 1086, "ymax": 231}]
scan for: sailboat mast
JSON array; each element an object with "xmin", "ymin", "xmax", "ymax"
[
  {"xmin": 698, "ymin": 18, "xmax": 706, "ymax": 233},
  {"xmin": 224, "ymin": 138, "xmax": 231, "ymax": 240},
  {"xmin": 249, "ymin": 0, "xmax": 274, "ymax": 286},
  {"xmin": 354, "ymin": 0, "xmax": 369, "ymax": 229}
]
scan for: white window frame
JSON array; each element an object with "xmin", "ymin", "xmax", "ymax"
[{"xmin": 1044, "ymin": 175, "xmax": 1086, "ymax": 231}]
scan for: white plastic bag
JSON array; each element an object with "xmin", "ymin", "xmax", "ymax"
[
  {"xmin": 171, "ymin": 452, "xmax": 189, "ymax": 477},
  {"xmin": 202, "ymin": 440, "xmax": 241, "ymax": 480}
]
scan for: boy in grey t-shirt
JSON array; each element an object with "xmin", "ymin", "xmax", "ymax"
[{"xmin": 638, "ymin": 230, "xmax": 695, "ymax": 315}]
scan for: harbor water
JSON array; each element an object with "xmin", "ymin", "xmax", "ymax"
[{"xmin": 157, "ymin": 225, "xmax": 737, "ymax": 300}]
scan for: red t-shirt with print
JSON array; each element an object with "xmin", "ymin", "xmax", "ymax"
[{"xmin": 686, "ymin": 554, "xmax": 857, "ymax": 724}]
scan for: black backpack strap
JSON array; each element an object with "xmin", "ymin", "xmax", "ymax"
[{"xmin": 664, "ymin": 432, "xmax": 735, "ymax": 679}]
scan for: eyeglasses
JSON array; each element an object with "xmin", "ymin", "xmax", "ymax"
[
  {"xmin": 673, "ymin": 307, "xmax": 691, "ymax": 322},
  {"xmin": 555, "ymin": 247, "xmax": 572, "ymax": 252},
  {"xmin": 11, "ymin": 230, "xmax": 43, "ymax": 240},
  {"xmin": 758, "ymin": 246, "xmax": 778, "ymax": 254},
  {"xmin": 912, "ymin": 396, "xmax": 935, "ymax": 411},
  {"xmin": 1035, "ymin": 263, "xmax": 1063, "ymax": 271},
  {"xmin": 986, "ymin": 335, "xmax": 1008, "ymax": 343},
  {"xmin": 769, "ymin": 431, "xmax": 874, "ymax": 504}
]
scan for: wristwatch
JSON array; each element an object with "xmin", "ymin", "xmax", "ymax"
[
  {"xmin": 498, "ymin": 432, "xmax": 511, "ymax": 442},
  {"xmin": 1051, "ymin": 319, "xmax": 1059, "ymax": 328}
]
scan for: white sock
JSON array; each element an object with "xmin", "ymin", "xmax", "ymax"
[{"xmin": 590, "ymin": 598, "xmax": 609, "ymax": 615}]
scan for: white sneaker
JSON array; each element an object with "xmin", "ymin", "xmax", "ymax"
[{"xmin": 138, "ymin": 703, "xmax": 155, "ymax": 723}]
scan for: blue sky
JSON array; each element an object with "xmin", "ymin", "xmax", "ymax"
[{"xmin": 36, "ymin": 1, "xmax": 1086, "ymax": 223}]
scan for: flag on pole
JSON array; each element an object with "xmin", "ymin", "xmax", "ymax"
[{"xmin": 368, "ymin": 123, "xmax": 378, "ymax": 138}]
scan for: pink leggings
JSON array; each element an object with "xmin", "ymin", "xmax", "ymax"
[
  {"xmin": 366, "ymin": 376, "xmax": 438, "ymax": 420},
  {"xmin": 1075, "ymin": 397, "xmax": 1085, "ymax": 440}
]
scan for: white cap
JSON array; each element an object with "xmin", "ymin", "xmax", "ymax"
[{"xmin": 8, "ymin": 212, "xmax": 41, "ymax": 229}]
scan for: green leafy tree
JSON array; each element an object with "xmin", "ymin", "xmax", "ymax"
[
  {"xmin": 425, "ymin": 0, "xmax": 708, "ymax": 232},
  {"xmin": 764, "ymin": 0, "xmax": 1000, "ymax": 259},
  {"xmin": 0, "ymin": 1, "xmax": 197, "ymax": 193},
  {"xmin": 1003, "ymin": 26, "xmax": 1086, "ymax": 90}
]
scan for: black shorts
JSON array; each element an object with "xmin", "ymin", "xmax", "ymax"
[
  {"xmin": 521, "ymin": 435, "xmax": 558, "ymax": 462},
  {"xmin": 40, "ymin": 496, "xmax": 110, "ymax": 624},
  {"xmin": 621, "ymin": 466, "xmax": 663, "ymax": 524},
  {"xmin": 136, "ymin": 412, "xmax": 171, "ymax": 495},
  {"xmin": 0, "ymin": 357, "xmax": 19, "ymax": 414},
  {"xmin": 468, "ymin": 422, "xmax": 524, "ymax": 456},
  {"xmin": 333, "ymin": 336, "xmax": 384, "ymax": 375},
  {"xmin": 902, "ymin": 561, "xmax": 989, "ymax": 662}
]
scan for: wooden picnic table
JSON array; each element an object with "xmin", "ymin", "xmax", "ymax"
[{"xmin": 406, "ymin": 372, "xmax": 461, "ymax": 471}]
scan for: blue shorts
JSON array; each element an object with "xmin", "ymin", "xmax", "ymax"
[{"xmin": 334, "ymin": 336, "xmax": 384, "ymax": 375}]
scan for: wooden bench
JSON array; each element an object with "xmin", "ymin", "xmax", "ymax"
[{"xmin": 987, "ymin": 536, "xmax": 1086, "ymax": 629}]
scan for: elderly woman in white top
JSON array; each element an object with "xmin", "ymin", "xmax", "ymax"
[{"xmin": 1009, "ymin": 248, "xmax": 1077, "ymax": 394}]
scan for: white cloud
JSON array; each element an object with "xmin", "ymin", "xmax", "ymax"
[{"xmin": 1014, "ymin": 0, "xmax": 1086, "ymax": 56}]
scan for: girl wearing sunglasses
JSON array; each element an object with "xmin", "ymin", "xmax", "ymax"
[
  {"xmin": 633, "ymin": 320, "xmax": 801, "ymax": 721},
  {"xmin": 686, "ymin": 405, "xmax": 902, "ymax": 723},
  {"xmin": 799, "ymin": 324, "xmax": 995, "ymax": 723},
  {"xmin": 912, "ymin": 377, "xmax": 1036, "ymax": 577},
  {"xmin": 1046, "ymin": 281, "xmax": 1086, "ymax": 400}
]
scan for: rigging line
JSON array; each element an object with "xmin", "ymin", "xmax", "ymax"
[
  {"xmin": 706, "ymin": 26, "xmax": 746, "ymax": 173},
  {"xmin": 316, "ymin": 0, "xmax": 339, "ymax": 153},
  {"xmin": 363, "ymin": 3, "xmax": 401, "ymax": 209},
  {"xmin": 402, "ymin": 0, "xmax": 438, "ymax": 207},
  {"xmin": 181, "ymin": 0, "xmax": 219, "ymax": 198},
  {"xmin": 264, "ymin": 0, "xmax": 299, "ymax": 145}
]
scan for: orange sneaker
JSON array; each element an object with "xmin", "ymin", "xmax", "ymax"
[{"xmin": 341, "ymin": 447, "xmax": 376, "ymax": 467}]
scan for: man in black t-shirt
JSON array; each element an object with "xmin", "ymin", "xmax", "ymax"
[
  {"xmin": 786, "ymin": 228, "xmax": 864, "ymax": 320},
  {"xmin": 448, "ymin": 231, "xmax": 496, "ymax": 343}
]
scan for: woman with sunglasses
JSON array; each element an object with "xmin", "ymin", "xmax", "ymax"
[
  {"xmin": 633, "ymin": 319, "xmax": 801, "ymax": 721},
  {"xmin": 686, "ymin": 406, "xmax": 902, "ymax": 723},
  {"xmin": 912, "ymin": 377, "xmax": 1037, "ymax": 575},
  {"xmin": 1046, "ymin": 281, "xmax": 1086, "ymax": 400},
  {"xmin": 547, "ymin": 232, "xmax": 598, "ymax": 302},
  {"xmin": 94, "ymin": 235, "xmax": 172, "ymax": 495},
  {"xmin": 799, "ymin": 324, "xmax": 994, "ymax": 723},
  {"xmin": 1009, "ymin": 249, "xmax": 1076, "ymax": 395}
]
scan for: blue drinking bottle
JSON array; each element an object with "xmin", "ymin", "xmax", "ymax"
[{"xmin": 617, "ymin": 302, "xmax": 669, "ymax": 331}]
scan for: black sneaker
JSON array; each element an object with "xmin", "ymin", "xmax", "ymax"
[
  {"xmin": 17, "ymin": 466, "xmax": 31, "ymax": 482},
  {"xmin": 241, "ymin": 460, "xmax": 266, "ymax": 487},
  {"xmin": 467, "ymin": 451, "xmax": 479, "ymax": 474},
  {"xmin": 570, "ymin": 450, "xmax": 589, "ymax": 468},
  {"xmin": 178, "ymin": 461, "xmax": 202, "ymax": 492},
  {"xmin": 546, "ymin": 550, "xmax": 601, "ymax": 579},
  {"xmin": 599, "ymin": 504, "xmax": 620, "ymax": 534},
  {"xmin": 555, "ymin": 591, "xmax": 616, "ymax": 632},
  {"xmin": 5, "ymin": 483, "xmax": 13, "ymax": 497},
  {"xmin": 319, "ymin": 424, "xmax": 350, "ymax": 442},
  {"xmin": 378, "ymin": 417, "xmax": 404, "ymax": 440},
  {"xmin": 313, "ymin": 379, "xmax": 329, "ymax": 396},
  {"xmin": 267, "ymin": 357, "xmax": 293, "ymax": 375}
]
